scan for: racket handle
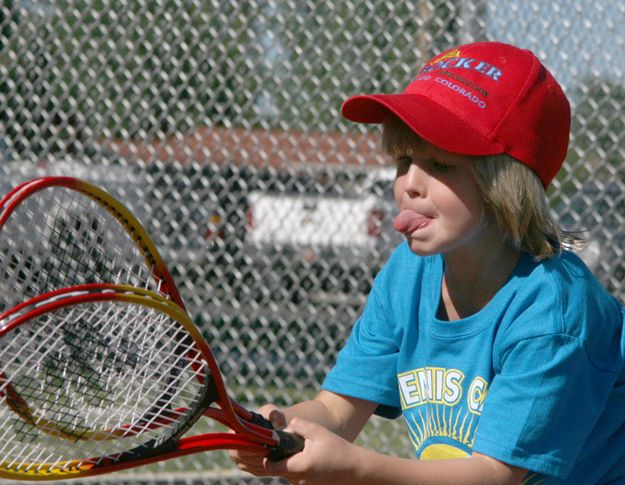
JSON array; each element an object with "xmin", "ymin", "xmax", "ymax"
[
  {"xmin": 249, "ymin": 411, "xmax": 305, "ymax": 461},
  {"xmin": 269, "ymin": 429, "xmax": 305, "ymax": 461}
]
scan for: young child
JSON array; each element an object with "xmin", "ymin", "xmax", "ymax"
[{"xmin": 230, "ymin": 41, "xmax": 625, "ymax": 484}]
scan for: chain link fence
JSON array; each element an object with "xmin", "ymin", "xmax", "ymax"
[{"xmin": 1, "ymin": 0, "xmax": 624, "ymax": 483}]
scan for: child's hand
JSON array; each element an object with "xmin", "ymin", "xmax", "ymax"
[
  {"xmin": 264, "ymin": 417, "xmax": 360, "ymax": 485},
  {"xmin": 228, "ymin": 404, "xmax": 287, "ymax": 476}
]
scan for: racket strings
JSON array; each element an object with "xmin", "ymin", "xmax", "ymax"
[
  {"xmin": 4, "ymin": 303, "xmax": 203, "ymax": 431},
  {"xmin": 0, "ymin": 299, "xmax": 208, "ymax": 471},
  {"xmin": 0, "ymin": 306, "xmax": 195, "ymax": 446},
  {"xmin": 0, "ymin": 187, "xmax": 162, "ymax": 312}
]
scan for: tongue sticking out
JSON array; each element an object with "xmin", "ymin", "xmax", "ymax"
[{"xmin": 393, "ymin": 210, "xmax": 431, "ymax": 234}]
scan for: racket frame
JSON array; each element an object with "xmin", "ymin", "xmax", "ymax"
[
  {"xmin": 0, "ymin": 177, "xmax": 305, "ymax": 480},
  {"xmin": 0, "ymin": 284, "xmax": 285, "ymax": 480},
  {"xmin": 0, "ymin": 177, "xmax": 266, "ymax": 441}
]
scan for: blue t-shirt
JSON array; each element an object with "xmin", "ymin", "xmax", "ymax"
[{"xmin": 322, "ymin": 242, "xmax": 625, "ymax": 484}]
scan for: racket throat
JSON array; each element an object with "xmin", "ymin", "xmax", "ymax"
[{"xmin": 119, "ymin": 375, "xmax": 219, "ymax": 464}]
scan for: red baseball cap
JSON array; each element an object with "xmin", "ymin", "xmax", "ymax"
[{"xmin": 342, "ymin": 41, "xmax": 570, "ymax": 188}]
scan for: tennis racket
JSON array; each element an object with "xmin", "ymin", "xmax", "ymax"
[
  {"xmin": 0, "ymin": 177, "xmax": 305, "ymax": 480},
  {"xmin": 0, "ymin": 283, "xmax": 304, "ymax": 480},
  {"xmin": 0, "ymin": 176, "xmax": 182, "ymax": 313}
]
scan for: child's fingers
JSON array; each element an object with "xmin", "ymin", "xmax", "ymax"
[
  {"xmin": 228, "ymin": 450, "xmax": 273, "ymax": 476},
  {"xmin": 227, "ymin": 449, "xmax": 264, "ymax": 469},
  {"xmin": 236, "ymin": 463, "xmax": 272, "ymax": 476},
  {"xmin": 255, "ymin": 403, "xmax": 287, "ymax": 429},
  {"xmin": 228, "ymin": 449, "xmax": 265, "ymax": 459},
  {"xmin": 266, "ymin": 407, "xmax": 287, "ymax": 429},
  {"xmin": 226, "ymin": 404, "xmax": 290, "ymax": 477},
  {"xmin": 283, "ymin": 416, "xmax": 316, "ymax": 438}
]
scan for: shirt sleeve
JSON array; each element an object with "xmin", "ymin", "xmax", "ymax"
[
  {"xmin": 321, "ymin": 273, "xmax": 403, "ymax": 419},
  {"xmin": 473, "ymin": 332, "xmax": 620, "ymax": 479}
]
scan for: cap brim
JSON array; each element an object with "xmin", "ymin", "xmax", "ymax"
[{"xmin": 341, "ymin": 94, "xmax": 505, "ymax": 156}]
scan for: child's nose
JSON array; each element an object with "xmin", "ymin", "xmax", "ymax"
[{"xmin": 403, "ymin": 163, "xmax": 427, "ymax": 197}]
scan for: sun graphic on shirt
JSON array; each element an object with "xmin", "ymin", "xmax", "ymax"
[
  {"xmin": 405, "ymin": 405, "xmax": 546, "ymax": 485},
  {"xmin": 405, "ymin": 403, "xmax": 476, "ymax": 459},
  {"xmin": 420, "ymin": 443, "xmax": 469, "ymax": 460}
]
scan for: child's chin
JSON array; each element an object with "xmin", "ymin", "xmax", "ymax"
[{"xmin": 406, "ymin": 239, "xmax": 439, "ymax": 257}]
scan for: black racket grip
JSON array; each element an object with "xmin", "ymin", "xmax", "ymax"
[{"xmin": 249, "ymin": 411, "xmax": 305, "ymax": 461}]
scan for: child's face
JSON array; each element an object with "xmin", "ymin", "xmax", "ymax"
[{"xmin": 393, "ymin": 139, "xmax": 490, "ymax": 257}]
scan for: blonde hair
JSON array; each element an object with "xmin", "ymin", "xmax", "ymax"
[{"xmin": 382, "ymin": 115, "xmax": 583, "ymax": 260}]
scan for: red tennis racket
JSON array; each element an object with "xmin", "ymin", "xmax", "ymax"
[
  {"xmin": 0, "ymin": 176, "xmax": 182, "ymax": 312},
  {"xmin": 0, "ymin": 178, "xmax": 304, "ymax": 481}
]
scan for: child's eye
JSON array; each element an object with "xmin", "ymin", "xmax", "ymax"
[
  {"xmin": 430, "ymin": 160, "xmax": 454, "ymax": 172},
  {"xmin": 394, "ymin": 156, "xmax": 412, "ymax": 172}
]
